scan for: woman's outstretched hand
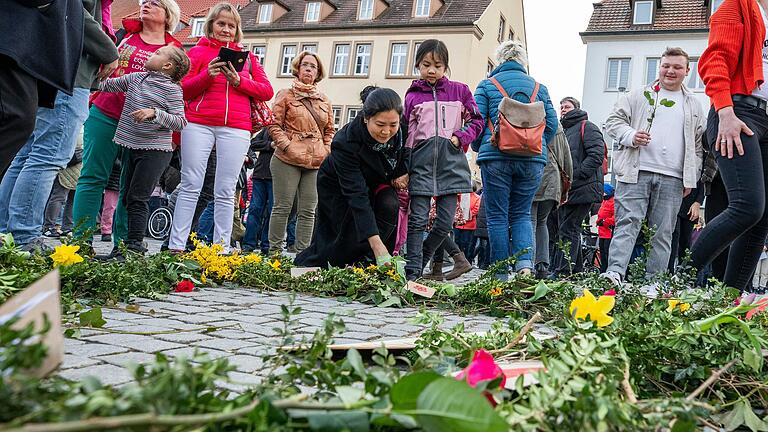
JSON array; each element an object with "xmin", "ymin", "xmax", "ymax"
[{"xmin": 368, "ymin": 235, "xmax": 391, "ymax": 266}]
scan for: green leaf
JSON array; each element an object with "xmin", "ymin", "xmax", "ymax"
[
  {"xmin": 671, "ymin": 418, "xmax": 696, "ymax": 432},
  {"xmin": 402, "ymin": 377, "xmax": 508, "ymax": 432},
  {"xmin": 745, "ymin": 347, "xmax": 761, "ymax": 372},
  {"xmin": 659, "ymin": 99, "xmax": 676, "ymax": 107},
  {"xmin": 79, "ymin": 308, "xmax": 106, "ymax": 328},
  {"xmin": 719, "ymin": 401, "xmax": 747, "ymax": 431},
  {"xmin": 744, "ymin": 403, "xmax": 768, "ymax": 431},
  {"xmin": 644, "ymin": 91, "xmax": 654, "ymax": 105},
  {"xmin": 347, "ymin": 348, "xmax": 367, "ymax": 378},
  {"xmin": 336, "ymin": 385, "xmax": 365, "ymax": 406},
  {"xmin": 293, "ymin": 410, "xmax": 370, "ymax": 432},
  {"xmin": 524, "ymin": 281, "xmax": 550, "ymax": 303},
  {"xmin": 390, "ymin": 371, "xmax": 442, "ymax": 411},
  {"xmin": 377, "ymin": 296, "xmax": 401, "ymax": 308}
]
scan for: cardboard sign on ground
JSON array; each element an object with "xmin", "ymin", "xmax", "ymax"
[
  {"xmin": 406, "ymin": 281, "xmax": 436, "ymax": 298},
  {"xmin": 291, "ymin": 267, "xmax": 321, "ymax": 277},
  {"xmin": 0, "ymin": 270, "xmax": 63, "ymax": 377}
]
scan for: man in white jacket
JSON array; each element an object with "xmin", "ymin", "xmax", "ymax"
[{"xmin": 602, "ymin": 47, "xmax": 706, "ymax": 285}]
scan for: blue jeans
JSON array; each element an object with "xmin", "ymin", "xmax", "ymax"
[
  {"xmin": 242, "ymin": 179, "xmax": 272, "ymax": 252},
  {"xmin": 480, "ymin": 160, "xmax": 544, "ymax": 278},
  {"xmin": 0, "ymin": 88, "xmax": 90, "ymax": 245},
  {"xmin": 197, "ymin": 201, "xmax": 215, "ymax": 243}
]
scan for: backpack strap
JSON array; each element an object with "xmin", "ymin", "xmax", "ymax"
[
  {"xmin": 529, "ymin": 82, "xmax": 540, "ymax": 103},
  {"xmin": 488, "ymin": 77, "xmax": 509, "ymax": 98}
]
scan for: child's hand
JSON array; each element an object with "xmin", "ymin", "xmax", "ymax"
[
  {"xmin": 450, "ymin": 136, "xmax": 461, "ymax": 148},
  {"xmin": 131, "ymin": 108, "xmax": 156, "ymax": 123},
  {"xmin": 392, "ymin": 174, "xmax": 409, "ymax": 190}
]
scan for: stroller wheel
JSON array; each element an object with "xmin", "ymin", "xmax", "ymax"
[{"xmin": 148, "ymin": 207, "xmax": 173, "ymax": 240}]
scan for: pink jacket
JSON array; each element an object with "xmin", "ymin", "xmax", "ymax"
[{"xmin": 182, "ymin": 37, "xmax": 273, "ymax": 131}]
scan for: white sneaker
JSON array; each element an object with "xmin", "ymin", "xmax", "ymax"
[
  {"xmin": 639, "ymin": 282, "xmax": 661, "ymax": 299},
  {"xmin": 600, "ymin": 271, "xmax": 622, "ymax": 287}
]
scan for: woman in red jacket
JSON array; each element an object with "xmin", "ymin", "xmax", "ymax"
[
  {"xmin": 167, "ymin": 2, "xmax": 273, "ymax": 253},
  {"xmin": 691, "ymin": 0, "xmax": 768, "ymax": 291}
]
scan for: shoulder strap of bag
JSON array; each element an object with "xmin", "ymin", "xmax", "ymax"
[
  {"xmin": 299, "ymin": 98, "xmax": 325, "ymax": 134},
  {"xmin": 529, "ymin": 82, "xmax": 540, "ymax": 103},
  {"xmin": 488, "ymin": 77, "xmax": 509, "ymax": 98}
]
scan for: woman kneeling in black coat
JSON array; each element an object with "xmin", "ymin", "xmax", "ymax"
[{"xmin": 296, "ymin": 88, "xmax": 409, "ymax": 268}]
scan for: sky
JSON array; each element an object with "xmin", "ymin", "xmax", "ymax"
[{"xmin": 523, "ymin": 0, "xmax": 594, "ymax": 104}]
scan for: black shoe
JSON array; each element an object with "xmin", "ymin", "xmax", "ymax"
[
  {"xmin": 101, "ymin": 234, "xmax": 112, "ymax": 242},
  {"xmin": 535, "ymin": 263, "xmax": 550, "ymax": 280},
  {"xmin": 95, "ymin": 246, "xmax": 121, "ymax": 261}
]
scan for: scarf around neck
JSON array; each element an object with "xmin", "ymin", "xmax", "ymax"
[{"xmin": 292, "ymin": 79, "xmax": 321, "ymax": 99}]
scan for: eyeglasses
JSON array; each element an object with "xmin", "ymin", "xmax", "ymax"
[
  {"xmin": 300, "ymin": 62, "xmax": 318, "ymax": 70},
  {"xmin": 141, "ymin": 0, "xmax": 162, "ymax": 8}
]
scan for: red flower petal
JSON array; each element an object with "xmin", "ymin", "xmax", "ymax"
[
  {"xmin": 456, "ymin": 349, "xmax": 506, "ymax": 390},
  {"xmin": 603, "ymin": 289, "xmax": 616, "ymax": 297},
  {"xmin": 653, "ymin": 84, "xmax": 661, "ymax": 92},
  {"xmin": 174, "ymin": 280, "xmax": 195, "ymax": 293}
]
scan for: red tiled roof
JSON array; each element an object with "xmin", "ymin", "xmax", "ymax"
[
  {"xmin": 240, "ymin": 0, "xmax": 493, "ymax": 32},
  {"xmin": 110, "ymin": 0, "xmax": 252, "ymax": 45},
  {"xmin": 583, "ymin": 0, "xmax": 710, "ymax": 34}
]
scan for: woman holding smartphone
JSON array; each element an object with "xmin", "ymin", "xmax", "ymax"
[{"xmin": 167, "ymin": 1, "xmax": 273, "ymax": 253}]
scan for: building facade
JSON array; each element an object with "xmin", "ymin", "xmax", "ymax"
[{"xmin": 238, "ymin": 0, "xmax": 526, "ymax": 128}]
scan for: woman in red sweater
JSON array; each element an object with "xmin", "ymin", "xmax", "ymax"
[
  {"xmin": 167, "ymin": 2, "xmax": 273, "ymax": 253},
  {"xmin": 692, "ymin": 0, "xmax": 768, "ymax": 291}
]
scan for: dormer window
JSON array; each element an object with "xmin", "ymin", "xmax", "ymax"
[
  {"xmin": 305, "ymin": 1, "xmax": 321, "ymax": 22},
  {"xmin": 711, "ymin": 0, "xmax": 725, "ymax": 14},
  {"xmin": 632, "ymin": 0, "xmax": 653, "ymax": 25},
  {"xmin": 258, "ymin": 3, "xmax": 273, "ymax": 24},
  {"xmin": 190, "ymin": 17, "xmax": 205, "ymax": 37},
  {"xmin": 415, "ymin": 0, "xmax": 430, "ymax": 17},
  {"xmin": 358, "ymin": 0, "xmax": 374, "ymax": 20}
]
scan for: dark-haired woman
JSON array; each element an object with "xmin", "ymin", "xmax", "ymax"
[{"xmin": 295, "ymin": 88, "xmax": 409, "ymax": 267}]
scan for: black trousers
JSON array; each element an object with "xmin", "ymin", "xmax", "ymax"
[
  {"xmin": 705, "ymin": 174, "xmax": 729, "ymax": 281},
  {"xmin": 554, "ymin": 203, "xmax": 592, "ymax": 275},
  {"xmin": 668, "ymin": 215, "xmax": 696, "ymax": 271},
  {"xmin": 0, "ymin": 55, "xmax": 38, "ymax": 176},
  {"xmin": 692, "ymin": 102, "xmax": 768, "ymax": 291},
  {"xmin": 122, "ymin": 148, "xmax": 173, "ymax": 249},
  {"xmin": 599, "ymin": 237, "xmax": 611, "ymax": 273}
]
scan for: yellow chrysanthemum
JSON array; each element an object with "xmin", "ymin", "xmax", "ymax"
[
  {"xmin": 270, "ymin": 259, "xmax": 282, "ymax": 270},
  {"xmin": 353, "ymin": 267, "xmax": 366, "ymax": 276},
  {"xmin": 667, "ymin": 299, "xmax": 691, "ymax": 313},
  {"xmin": 386, "ymin": 269, "xmax": 400, "ymax": 281},
  {"xmin": 366, "ymin": 264, "xmax": 378, "ymax": 272},
  {"xmin": 490, "ymin": 286, "xmax": 503, "ymax": 297},
  {"xmin": 50, "ymin": 244, "xmax": 84, "ymax": 267},
  {"xmin": 569, "ymin": 289, "xmax": 615, "ymax": 327},
  {"xmin": 244, "ymin": 254, "xmax": 263, "ymax": 264}
]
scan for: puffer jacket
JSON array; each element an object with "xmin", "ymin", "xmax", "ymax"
[
  {"xmin": 561, "ymin": 109, "xmax": 604, "ymax": 205},
  {"xmin": 404, "ymin": 77, "xmax": 483, "ymax": 197},
  {"xmin": 472, "ymin": 61, "xmax": 558, "ymax": 166},
  {"xmin": 268, "ymin": 86, "xmax": 335, "ymax": 169},
  {"xmin": 183, "ymin": 37, "xmax": 274, "ymax": 132},
  {"xmin": 535, "ymin": 125, "xmax": 573, "ymax": 204}
]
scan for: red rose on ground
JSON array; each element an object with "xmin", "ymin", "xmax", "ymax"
[
  {"xmin": 456, "ymin": 349, "xmax": 506, "ymax": 406},
  {"xmin": 175, "ymin": 280, "xmax": 195, "ymax": 293}
]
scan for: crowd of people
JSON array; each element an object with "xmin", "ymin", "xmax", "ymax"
[{"xmin": 3, "ymin": 0, "xmax": 768, "ymax": 293}]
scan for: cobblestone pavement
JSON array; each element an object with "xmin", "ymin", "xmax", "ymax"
[{"xmin": 55, "ymin": 237, "xmax": 494, "ymax": 390}]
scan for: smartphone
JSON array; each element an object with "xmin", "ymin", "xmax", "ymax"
[{"xmin": 217, "ymin": 47, "xmax": 248, "ymax": 72}]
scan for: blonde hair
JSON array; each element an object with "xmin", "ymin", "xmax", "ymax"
[
  {"xmin": 495, "ymin": 39, "xmax": 528, "ymax": 69},
  {"xmin": 204, "ymin": 2, "xmax": 243, "ymax": 43},
  {"xmin": 137, "ymin": 0, "xmax": 181, "ymax": 33},
  {"xmin": 291, "ymin": 51, "xmax": 326, "ymax": 83}
]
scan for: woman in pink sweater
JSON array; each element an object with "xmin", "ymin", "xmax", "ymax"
[{"xmin": 167, "ymin": 2, "xmax": 273, "ymax": 253}]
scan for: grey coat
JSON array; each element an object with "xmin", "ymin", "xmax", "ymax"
[
  {"xmin": 409, "ymin": 136, "xmax": 472, "ymax": 196},
  {"xmin": 535, "ymin": 126, "xmax": 573, "ymax": 204},
  {"xmin": 76, "ymin": 0, "xmax": 119, "ymax": 89}
]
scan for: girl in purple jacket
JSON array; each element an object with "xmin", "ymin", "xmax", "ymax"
[{"xmin": 404, "ymin": 39, "xmax": 484, "ymax": 280}]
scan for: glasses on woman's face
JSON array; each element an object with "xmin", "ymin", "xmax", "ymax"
[{"xmin": 300, "ymin": 62, "xmax": 318, "ymax": 70}]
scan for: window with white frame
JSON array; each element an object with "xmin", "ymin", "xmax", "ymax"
[
  {"xmin": 633, "ymin": 0, "xmax": 653, "ymax": 25},
  {"xmin": 645, "ymin": 57, "xmax": 660, "ymax": 85},
  {"xmin": 412, "ymin": 42, "xmax": 422, "ymax": 76},
  {"xmin": 252, "ymin": 45, "xmax": 266, "ymax": 66},
  {"xmin": 346, "ymin": 107, "xmax": 361, "ymax": 124},
  {"xmin": 332, "ymin": 106, "xmax": 342, "ymax": 129},
  {"xmin": 258, "ymin": 3, "xmax": 273, "ymax": 23},
  {"xmin": 687, "ymin": 59, "xmax": 706, "ymax": 90},
  {"xmin": 498, "ymin": 16, "xmax": 506, "ymax": 43},
  {"xmin": 389, "ymin": 43, "xmax": 408, "ymax": 76},
  {"xmin": 607, "ymin": 58, "xmax": 631, "ymax": 91},
  {"xmin": 305, "ymin": 2, "xmax": 321, "ymax": 22},
  {"xmin": 190, "ymin": 18, "xmax": 205, "ymax": 37},
  {"xmin": 415, "ymin": 0, "xmax": 430, "ymax": 17},
  {"xmin": 280, "ymin": 45, "xmax": 297, "ymax": 76},
  {"xmin": 301, "ymin": 43, "xmax": 317, "ymax": 53},
  {"xmin": 711, "ymin": 0, "xmax": 725, "ymax": 13},
  {"xmin": 358, "ymin": 0, "xmax": 374, "ymax": 20},
  {"xmin": 354, "ymin": 43, "xmax": 371, "ymax": 76},
  {"xmin": 333, "ymin": 43, "xmax": 350, "ymax": 75}
]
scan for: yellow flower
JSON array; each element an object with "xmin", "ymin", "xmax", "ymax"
[
  {"xmin": 50, "ymin": 244, "xmax": 84, "ymax": 267},
  {"xmin": 490, "ymin": 286, "xmax": 503, "ymax": 297},
  {"xmin": 366, "ymin": 264, "xmax": 378, "ymax": 272},
  {"xmin": 244, "ymin": 254, "xmax": 263, "ymax": 264},
  {"xmin": 386, "ymin": 269, "xmax": 400, "ymax": 281},
  {"xmin": 270, "ymin": 259, "xmax": 282, "ymax": 270},
  {"xmin": 200, "ymin": 272, "xmax": 207, "ymax": 284},
  {"xmin": 667, "ymin": 299, "xmax": 691, "ymax": 313},
  {"xmin": 353, "ymin": 267, "xmax": 366, "ymax": 276},
  {"xmin": 569, "ymin": 289, "xmax": 615, "ymax": 327}
]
